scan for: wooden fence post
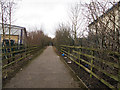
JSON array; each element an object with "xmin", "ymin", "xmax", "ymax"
[
  {"xmin": 25, "ymin": 45, "xmax": 26, "ymax": 58},
  {"xmin": 68, "ymin": 47, "xmax": 70, "ymax": 57},
  {"xmin": 117, "ymin": 54, "xmax": 120, "ymax": 87},
  {"xmin": 60, "ymin": 46, "xmax": 63, "ymax": 54},
  {"xmin": 90, "ymin": 50, "xmax": 94, "ymax": 78},
  {"xmin": 118, "ymin": 3, "xmax": 120, "ymax": 89},
  {"xmin": 78, "ymin": 48, "xmax": 81, "ymax": 69},
  {"xmin": 0, "ymin": 35, "xmax": 2, "ymax": 90}
]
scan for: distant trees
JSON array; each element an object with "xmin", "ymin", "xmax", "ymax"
[
  {"xmin": 27, "ymin": 30, "xmax": 52, "ymax": 47},
  {"xmin": 54, "ymin": 24, "xmax": 74, "ymax": 49}
]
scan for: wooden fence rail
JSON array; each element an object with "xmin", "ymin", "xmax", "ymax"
[
  {"xmin": 60, "ymin": 45, "xmax": 120, "ymax": 89},
  {"xmin": 1, "ymin": 45, "xmax": 42, "ymax": 79}
]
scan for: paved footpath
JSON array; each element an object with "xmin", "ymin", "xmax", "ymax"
[{"xmin": 4, "ymin": 46, "xmax": 85, "ymax": 88}]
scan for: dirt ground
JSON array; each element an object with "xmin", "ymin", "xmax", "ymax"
[{"xmin": 4, "ymin": 46, "xmax": 86, "ymax": 88}]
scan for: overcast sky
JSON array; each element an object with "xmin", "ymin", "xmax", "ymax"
[
  {"xmin": 14, "ymin": 0, "xmax": 117, "ymax": 38},
  {"xmin": 14, "ymin": 0, "xmax": 91, "ymax": 38}
]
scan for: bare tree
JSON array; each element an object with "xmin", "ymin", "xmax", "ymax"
[
  {"xmin": 54, "ymin": 23, "xmax": 73, "ymax": 49},
  {"xmin": 7, "ymin": 0, "xmax": 16, "ymax": 43},
  {"xmin": 27, "ymin": 29, "xmax": 52, "ymax": 47},
  {"xmin": 69, "ymin": 3, "xmax": 82, "ymax": 45},
  {"xmin": 0, "ymin": 0, "xmax": 8, "ymax": 39},
  {"xmin": 80, "ymin": 0, "xmax": 119, "ymax": 51},
  {"xmin": 0, "ymin": 0, "xmax": 18, "ymax": 42}
]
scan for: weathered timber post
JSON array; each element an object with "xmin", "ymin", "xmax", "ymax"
[
  {"xmin": 60, "ymin": 46, "xmax": 62, "ymax": 54},
  {"xmin": 68, "ymin": 47, "xmax": 70, "ymax": 59},
  {"xmin": 90, "ymin": 49, "xmax": 94, "ymax": 78},
  {"xmin": 117, "ymin": 2, "xmax": 120, "ymax": 89},
  {"xmin": 118, "ymin": 55, "xmax": 120, "ymax": 89},
  {"xmin": 0, "ymin": 34, "xmax": 2, "ymax": 90},
  {"xmin": 78, "ymin": 47, "xmax": 81, "ymax": 69},
  {"xmin": 25, "ymin": 46, "xmax": 28, "ymax": 58},
  {"xmin": 20, "ymin": 45, "xmax": 23, "ymax": 58}
]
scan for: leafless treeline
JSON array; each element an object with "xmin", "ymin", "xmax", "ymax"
[
  {"xmin": 27, "ymin": 30, "xmax": 52, "ymax": 47},
  {"xmin": 82, "ymin": 0, "xmax": 120, "ymax": 52},
  {"xmin": 54, "ymin": 0, "xmax": 120, "ymax": 52}
]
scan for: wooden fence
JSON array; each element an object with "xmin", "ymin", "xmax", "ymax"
[
  {"xmin": 1, "ymin": 45, "xmax": 42, "ymax": 79},
  {"xmin": 60, "ymin": 45, "xmax": 120, "ymax": 89}
]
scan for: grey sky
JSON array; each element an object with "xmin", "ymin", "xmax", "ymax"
[
  {"xmin": 14, "ymin": 0, "xmax": 91, "ymax": 38},
  {"xmin": 14, "ymin": 0, "xmax": 117, "ymax": 38}
]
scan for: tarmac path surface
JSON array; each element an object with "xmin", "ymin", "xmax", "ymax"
[{"xmin": 4, "ymin": 46, "xmax": 85, "ymax": 88}]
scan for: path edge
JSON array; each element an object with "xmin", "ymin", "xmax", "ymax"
[
  {"xmin": 53, "ymin": 46, "xmax": 88, "ymax": 89},
  {"xmin": 3, "ymin": 46, "xmax": 47, "ymax": 87}
]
